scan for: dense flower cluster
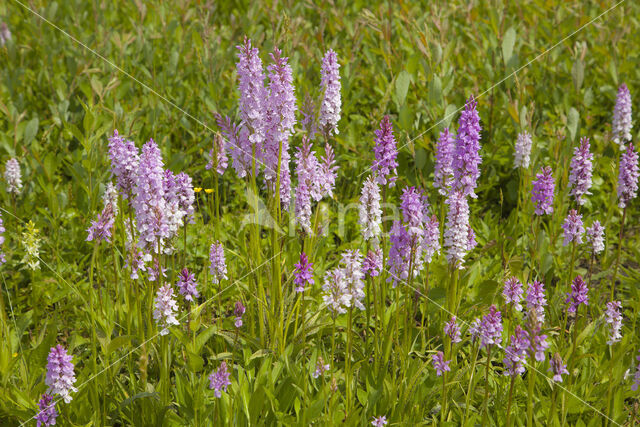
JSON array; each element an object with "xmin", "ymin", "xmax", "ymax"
[
  {"xmin": 526, "ymin": 313, "xmax": 549, "ymax": 362},
  {"xmin": 167, "ymin": 171, "xmax": 195, "ymax": 225},
  {"xmin": 153, "ymin": 284, "xmax": 179, "ymax": 335},
  {"xmin": 209, "ymin": 361, "xmax": 232, "ymax": 398},
  {"xmin": 605, "ymin": 301, "xmax": 623, "ymax": 345},
  {"xmin": 401, "ymin": 187, "xmax": 427, "ymax": 236},
  {"xmin": 421, "ymin": 215, "xmax": 441, "ymax": 264},
  {"xmin": 209, "ymin": 241, "xmax": 228, "ymax": 284},
  {"xmin": 478, "ymin": 305, "xmax": 503, "ymax": 349},
  {"xmin": 372, "ymin": 116, "xmax": 398, "ymax": 187},
  {"xmin": 568, "ymin": 137, "xmax": 593, "ymax": 205},
  {"xmin": 206, "ymin": 134, "xmax": 228, "ymax": 175},
  {"xmin": 319, "ymin": 49, "xmax": 341, "ymax": 136},
  {"xmin": 617, "ymin": 143, "xmax": 639, "ymax": 209},
  {"xmin": 45, "ymin": 345, "xmax": 77, "ymax": 403},
  {"xmin": 612, "ymin": 83, "xmax": 633, "ymax": 149},
  {"xmin": 132, "ymin": 140, "xmax": 170, "ymax": 254},
  {"xmin": 444, "ymin": 316, "xmax": 462, "ymax": 343},
  {"xmin": 586, "ymin": 220, "xmax": 605, "ymax": 255},
  {"xmin": 87, "ymin": 183, "xmax": 118, "ymax": 243},
  {"xmin": 293, "ymin": 252, "xmax": 314, "ymax": 293},
  {"xmin": 452, "ymin": 96, "xmax": 482, "ymax": 198},
  {"xmin": 565, "ymin": 275, "xmax": 588, "ymax": 314},
  {"xmin": 531, "ymin": 166, "xmax": 555, "ymax": 215},
  {"xmin": 444, "ymin": 190, "xmax": 471, "ymax": 268},
  {"xmin": 34, "ymin": 394, "xmax": 58, "ymax": 427},
  {"xmin": 387, "ymin": 220, "xmax": 412, "ymax": 286},
  {"xmin": 263, "ymin": 48, "xmax": 297, "ymax": 207},
  {"xmin": 341, "ymin": 250, "xmax": 365, "ymax": 310},
  {"xmin": 513, "ymin": 130, "xmax": 533, "ymax": 169},
  {"xmin": 359, "ymin": 176, "xmax": 382, "ymax": 241},
  {"xmin": 214, "ymin": 114, "xmax": 247, "ymax": 178},
  {"xmin": 526, "ymin": 280, "xmax": 547, "ymax": 323},
  {"xmin": 294, "ymin": 137, "xmax": 336, "ymax": 233},
  {"xmin": 322, "ymin": 268, "xmax": 351, "ymax": 314},
  {"xmin": 234, "ymin": 37, "xmax": 268, "ymax": 176},
  {"xmin": 434, "ymin": 128, "xmax": 455, "ymax": 195},
  {"xmin": 561, "ymin": 209, "xmax": 584, "ymax": 246},
  {"xmin": 503, "ymin": 325, "xmax": 529, "ymax": 376},
  {"xmin": 177, "ymin": 268, "xmax": 199, "ymax": 302},
  {"xmin": 108, "ymin": 130, "xmax": 139, "ymax": 197},
  {"xmin": 362, "ymin": 248, "xmax": 382, "ymax": 277},
  {"xmin": 503, "ymin": 276, "xmax": 524, "ymax": 312},
  {"xmin": 4, "ymin": 157, "xmax": 22, "ymax": 194},
  {"xmin": 318, "ymin": 144, "xmax": 338, "ymax": 198},
  {"xmin": 431, "ymin": 351, "xmax": 451, "ymax": 376}
]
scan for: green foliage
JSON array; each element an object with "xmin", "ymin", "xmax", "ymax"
[{"xmin": 1, "ymin": 0, "xmax": 640, "ymax": 426}]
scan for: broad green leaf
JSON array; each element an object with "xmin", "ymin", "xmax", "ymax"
[
  {"xmin": 502, "ymin": 27, "xmax": 516, "ymax": 65},
  {"xmin": 572, "ymin": 59, "xmax": 584, "ymax": 92},
  {"xmin": 567, "ymin": 107, "xmax": 580, "ymax": 141},
  {"xmin": 24, "ymin": 118, "xmax": 39, "ymax": 145},
  {"xmin": 395, "ymin": 70, "xmax": 411, "ymax": 107}
]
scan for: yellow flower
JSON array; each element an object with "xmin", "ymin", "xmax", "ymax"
[
  {"xmin": 204, "ymin": 189, "xmax": 214, "ymax": 194},
  {"xmin": 12, "ymin": 352, "xmax": 17, "ymax": 358},
  {"xmin": 194, "ymin": 187, "xmax": 203, "ymax": 193}
]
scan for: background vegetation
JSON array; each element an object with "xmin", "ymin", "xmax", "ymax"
[{"xmin": 0, "ymin": 0, "xmax": 639, "ymax": 425}]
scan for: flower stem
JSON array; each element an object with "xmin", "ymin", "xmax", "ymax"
[
  {"xmin": 547, "ymin": 387, "xmax": 557, "ymax": 425},
  {"xmin": 441, "ymin": 370, "xmax": 447, "ymax": 423},
  {"xmin": 506, "ymin": 375, "xmax": 516, "ymax": 427},
  {"xmin": 346, "ymin": 306, "xmax": 353, "ymax": 416},
  {"xmin": 481, "ymin": 346, "xmax": 493, "ymax": 425},
  {"xmin": 527, "ymin": 360, "xmax": 536, "ymax": 427},
  {"xmin": 462, "ymin": 343, "xmax": 480, "ymax": 425},
  {"xmin": 611, "ymin": 207, "xmax": 626, "ymax": 300}
]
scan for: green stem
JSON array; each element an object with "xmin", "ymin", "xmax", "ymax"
[
  {"xmin": 346, "ymin": 306, "xmax": 353, "ymax": 416},
  {"xmin": 441, "ymin": 369, "xmax": 447, "ymax": 423},
  {"xmin": 506, "ymin": 375, "xmax": 516, "ymax": 427},
  {"xmin": 568, "ymin": 240, "xmax": 577, "ymax": 290},
  {"xmin": 462, "ymin": 343, "xmax": 480, "ymax": 425},
  {"xmin": 527, "ymin": 360, "xmax": 536, "ymax": 427},
  {"xmin": 481, "ymin": 346, "xmax": 493, "ymax": 425},
  {"xmin": 249, "ymin": 156, "xmax": 265, "ymax": 345},
  {"xmin": 404, "ymin": 243, "xmax": 416, "ymax": 355},
  {"xmin": 611, "ymin": 207, "xmax": 626, "ymax": 300},
  {"xmin": 421, "ymin": 264, "xmax": 430, "ymax": 348},
  {"xmin": 88, "ymin": 244, "xmax": 100, "ymax": 419},
  {"xmin": 274, "ymin": 139, "xmax": 284, "ymax": 354},
  {"xmin": 605, "ymin": 346, "xmax": 614, "ymax": 426},
  {"xmin": 547, "ymin": 387, "xmax": 557, "ymax": 425}
]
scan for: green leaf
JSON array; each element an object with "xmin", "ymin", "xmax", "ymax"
[
  {"xmin": 567, "ymin": 107, "xmax": 580, "ymax": 141},
  {"xmin": 107, "ymin": 335, "xmax": 133, "ymax": 355},
  {"xmin": 24, "ymin": 118, "xmax": 39, "ymax": 145},
  {"xmin": 442, "ymin": 104, "xmax": 458, "ymax": 129},
  {"xmin": 502, "ymin": 27, "xmax": 516, "ymax": 65},
  {"xmin": 395, "ymin": 70, "xmax": 411, "ymax": 107},
  {"xmin": 186, "ymin": 351, "xmax": 204, "ymax": 372},
  {"xmin": 429, "ymin": 75, "xmax": 443, "ymax": 105},
  {"xmin": 572, "ymin": 59, "xmax": 584, "ymax": 92}
]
